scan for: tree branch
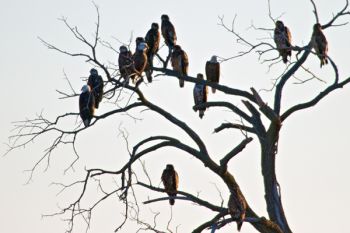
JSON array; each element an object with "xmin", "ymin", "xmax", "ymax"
[
  {"xmin": 137, "ymin": 182, "xmax": 226, "ymax": 213},
  {"xmin": 281, "ymin": 76, "xmax": 350, "ymax": 121},
  {"xmin": 220, "ymin": 137, "xmax": 253, "ymax": 172}
]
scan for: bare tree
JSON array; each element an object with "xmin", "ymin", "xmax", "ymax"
[{"xmin": 5, "ymin": 1, "xmax": 350, "ymax": 233}]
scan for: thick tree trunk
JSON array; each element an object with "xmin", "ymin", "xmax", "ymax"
[{"xmin": 260, "ymin": 120, "xmax": 292, "ymax": 233}]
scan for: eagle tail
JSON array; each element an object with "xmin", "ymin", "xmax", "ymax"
[
  {"xmin": 83, "ymin": 119, "xmax": 91, "ymax": 127},
  {"xmin": 282, "ymin": 53, "xmax": 288, "ymax": 64},
  {"xmin": 169, "ymin": 193, "xmax": 176, "ymax": 205},
  {"xmin": 199, "ymin": 110, "xmax": 204, "ymax": 119},
  {"xmin": 146, "ymin": 70, "xmax": 153, "ymax": 83},
  {"xmin": 179, "ymin": 79, "xmax": 184, "ymax": 88},
  {"xmin": 320, "ymin": 57, "xmax": 326, "ymax": 67},
  {"xmin": 237, "ymin": 221, "xmax": 243, "ymax": 232},
  {"xmin": 95, "ymin": 101, "xmax": 100, "ymax": 109}
]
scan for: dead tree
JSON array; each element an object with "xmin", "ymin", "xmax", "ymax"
[{"xmin": 5, "ymin": 1, "xmax": 350, "ymax": 233}]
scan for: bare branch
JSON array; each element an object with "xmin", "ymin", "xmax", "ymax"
[
  {"xmin": 191, "ymin": 212, "xmax": 226, "ymax": 233},
  {"xmin": 220, "ymin": 137, "xmax": 253, "ymax": 172},
  {"xmin": 281, "ymin": 76, "xmax": 350, "ymax": 121},
  {"xmin": 310, "ymin": 0, "xmax": 320, "ymax": 23},
  {"xmin": 137, "ymin": 182, "xmax": 226, "ymax": 213},
  {"xmin": 194, "ymin": 101, "xmax": 252, "ymax": 124},
  {"xmin": 213, "ymin": 122, "xmax": 256, "ymax": 135}
]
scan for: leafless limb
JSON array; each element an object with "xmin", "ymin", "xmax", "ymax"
[
  {"xmin": 138, "ymin": 182, "xmax": 226, "ymax": 213},
  {"xmin": 211, "ymin": 182, "xmax": 225, "ymax": 207},
  {"xmin": 220, "ymin": 137, "xmax": 253, "ymax": 173},
  {"xmin": 310, "ymin": 0, "xmax": 320, "ymax": 23},
  {"xmin": 292, "ymin": 65, "xmax": 326, "ymax": 84},
  {"xmin": 192, "ymin": 212, "xmax": 227, "ymax": 233},
  {"xmin": 322, "ymin": 0, "xmax": 350, "ymax": 29},
  {"xmin": 213, "ymin": 122, "xmax": 256, "ymax": 135},
  {"xmin": 281, "ymin": 75, "xmax": 350, "ymax": 121},
  {"xmin": 217, "ymin": 15, "xmax": 275, "ymax": 62}
]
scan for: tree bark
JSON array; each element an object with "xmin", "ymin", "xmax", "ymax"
[{"xmin": 260, "ymin": 119, "xmax": 292, "ymax": 233}]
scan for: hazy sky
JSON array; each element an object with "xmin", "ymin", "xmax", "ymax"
[{"xmin": 1, "ymin": 0, "xmax": 350, "ymax": 233}]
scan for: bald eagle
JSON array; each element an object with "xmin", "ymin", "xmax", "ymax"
[
  {"xmin": 311, "ymin": 23, "xmax": 328, "ymax": 67},
  {"xmin": 193, "ymin": 73, "xmax": 208, "ymax": 119},
  {"xmin": 145, "ymin": 23, "xmax": 160, "ymax": 82},
  {"xmin": 161, "ymin": 14, "xmax": 177, "ymax": 51},
  {"xmin": 79, "ymin": 85, "xmax": 95, "ymax": 127},
  {"xmin": 228, "ymin": 189, "xmax": 246, "ymax": 232},
  {"xmin": 274, "ymin": 20, "xmax": 292, "ymax": 64},
  {"xmin": 135, "ymin": 37, "xmax": 145, "ymax": 54},
  {"xmin": 171, "ymin": 45, "xmax": 189, "ymax": 88},
  {"xmin": 87, "ymin": 68, "xmax": 104, "ymax": 108},
  {"xmin": 161, "ymin": 164, "xmax": 179, "ymax": 205},
  {"xmin": 118, "ymin": 45, "xmax": 133, "ymax": 83},
  {"xmin": 131, "ymin": 42, "xmax": 148, "ymax": 85},
  {"xmin": 205, "ymin": 56, "xmax": 220, "ymax": 93}
]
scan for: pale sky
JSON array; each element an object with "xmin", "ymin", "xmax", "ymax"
[{"xmin": 1, "ymin": 0, "xmax": 350, "ymax": 233}]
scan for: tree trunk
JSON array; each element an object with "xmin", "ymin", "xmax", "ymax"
[{"xmin": 260, "ymin": 120, "xmax": 292, "ymax": 233}]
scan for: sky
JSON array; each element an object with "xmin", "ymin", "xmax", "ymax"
[{"xmin": 1, "ymin": 0, "xmax": 350, "ymax": 232}]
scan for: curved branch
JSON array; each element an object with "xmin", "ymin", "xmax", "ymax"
[
  {"xmin": 220, "ymin": 137, "xmax": 253, "ymax": 172},
  {"xmin": 134, "ymin": 87, "xmax": 211, "ymax": 157},
  {"xmin": 191, "ymin": 212, "xmax": 226, "ymax": 233},
  {"xmin": 281, "ymin": 76, "xmax": 350, "ymax": 121},
  {"xmin": 194, "ymin": 101, "xmax": 252, "ymax": 123},
  {"xmin": 137, "ymin": 182, "xmax": 226, "ymax": 213},
  {"xmin": 323, "ymin": 0, "xmax": 349, "ymax": 29},
  {"xmin": 152, "ymin": 67, "xmax": 256, "ymax": 103},
  {"xmin": 274, "ymin": 45, "xmax": 312, "ymax": 115},
  {"xmin": 214, "ymin": 122, "xmax": 256, "ymax": 135}
]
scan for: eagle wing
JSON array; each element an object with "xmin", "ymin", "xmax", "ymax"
[
  {"xmin": 285, "ymin": 26, "xmax": 292, "ymax": 47},
  {"xmin": 316, "ymin": 31, "xmax": 328, "ymax": 55},
  {"xmin": 133, "ymin": 52, "xmax": 147, "ymax": 74},
  {"xmin": 171, "ymin": 52, "xmax": 181, "ymax": 73},
  {"xmin": 118, "ymin": 52, "xmax": 133, "ymax": 76},
  {"xmin": 79, "ymin": 91, "xmax": 95, "ymax": 126},
  {"xmin": 173, "ymin": 170, "xmax": 179, "ymax": 191},
  {"xmin": 206, "ymin": 62, "xmax": 220, "ymax": 83},
  {"xmin": 162, "ymin": 21, "xmax": 177, "ymax": 47},
  {"xmin": 161, "ymin": 169, "xmax": 176, "ymax": 193},
  {"xmin": 203, "ymin": 84, "xmax": 208, "ymax": 103},
  {"xmin": 228, "ymin": 191, "xmax": 247, "ymax": 231},
  {"xmin": 181, "ymin": 50, "xmax": 189, "ymax": 76},
  {"xmin": 145, "ymin": 30, "xmax": 160, "ymax": 54},
  {"xmin": 193, "ymin": 85, "xmax": 204, "ymax": 106}
]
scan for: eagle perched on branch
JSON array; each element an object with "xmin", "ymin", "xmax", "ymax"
[
  {"xmin": 161, "ymin": 164, "xmax": 179, "ymax": 205},
  {"xmin": 228, "ymin": 189, "xmax": 247, "ymax": 232},
  {"xmin": 131, "ymin": 42, "xmax": 149, "ymax": 84},
  {"xmin": 274, "ymin": 20, "xmax": 292, "ymax": 64},
  {"xmin": 311, "ymin": 23, "xmax": 328, "ymax": 67},
  {"xmin": 79, "ymin": 85, "xmax": 95, "ymax": 127},
  {"xmin": 161, "ymin": 14, "xmax": 177, "ymax": 51},
  {"xmin": 205, "ymin": 55, "xmax": 220, "ymax": 93},
  {"xmin": 193, "ymin": 73, "xmax": 208, "ymax": 119},
  {"xmin": 171, "ymin": 45, "xmax": 189, "ymax": 88},
  {"xmin": 87, "ymin": 68, "xmax": 103, "ymax": 109},
  {"xmin": 118, "ymin": 45, "xmax": 133, "ymax": 83}
]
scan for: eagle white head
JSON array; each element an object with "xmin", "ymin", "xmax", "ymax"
[
  {"xmin": 81, "ymin": 85, "xmax": 91, "ymax": 93},
  {"xmin": 137, "ymin": 42, "xmax": 148, "ymax": 51},
  {"xmin": 210, "ymin": 55, "xmax": 218, "ymax": 63}
]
